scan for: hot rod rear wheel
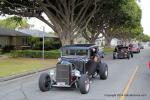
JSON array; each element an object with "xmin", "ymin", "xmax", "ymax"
[
  {"xmin": 113, "ymin": 54, "xmax": 116, "ymax": 59},
  {"xmin": 127, "ymin": 54, "xmax": 130, "ymax": 59},
  {"xmin": 99, "ymin": 63, "xmax": 108, "ymax": 80},
  {"xmin": 79, "ymin": 74, "xmax": 90, "ymax": 94},
  {"xmin": 39, "ymin": 73, "xmax": 51, "ymax": 92}
]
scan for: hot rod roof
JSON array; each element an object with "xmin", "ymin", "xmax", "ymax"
[{"xmin": 60, "ymin": 44, "xmax": 98, "ymax": 50}]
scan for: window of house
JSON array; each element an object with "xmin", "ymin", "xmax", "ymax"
[{"xmin": 22, "ymin": 37, "xmax": 28, "ymax": 45}]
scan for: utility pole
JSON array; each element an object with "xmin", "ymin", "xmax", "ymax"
[{"xmin": 42, "ymin": 26, "xmax": 45, "ymax": 61}]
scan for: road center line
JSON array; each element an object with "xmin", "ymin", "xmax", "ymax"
[{"xmin": 120, "ymin": 66, "xmax": 139, "ymax": 100}]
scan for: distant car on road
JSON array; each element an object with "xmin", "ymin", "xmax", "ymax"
[
  {"xmin": 138, "ymin": 43, "xmax": 144, "ymax": 49},
  {"xmin": 113, "ymin": 45, "xmax": 130, "ymax": 59},
  {"xmin": 131, "ymin": 44, "xmax": 140, "ymax": 53}
]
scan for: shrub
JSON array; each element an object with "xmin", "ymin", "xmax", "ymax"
[
  {"xmin": 2, "ymin": 45, "xmax": 15, "ymax": 53},
  {"xmin": 32, "ymin": 42, "xmax": 42, "ymax": 50},
  {"xmin": 11, "ymin": 50, "xmax": 60, "ymax": 59},
  {"xmin": 28, "ymin": 37, "xmax": 62, "ymax": 50}
]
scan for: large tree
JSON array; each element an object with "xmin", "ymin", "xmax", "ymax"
[
  {"xmin": 0, "ymin": 0, "xmax": 99, "ymax": 45},
  {"xmin": 82, "ymin": 0, "xmax": 142, "ymax": 45},
  {"xmin": 136, "ymin": 34, "xmax": 150, "ymax": 42}
]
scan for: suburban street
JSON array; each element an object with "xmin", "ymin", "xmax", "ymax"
[{"xmin": 0, "ymin": 47, "xmax": 150, "ymax": 100}]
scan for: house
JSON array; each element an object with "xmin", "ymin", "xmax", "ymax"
[
  {"xmin": 0, "ymin": 27, "xmax": 30, "ymax": 49},
  {"xmin": 110, "ymin": 38, "xmax": 122, "ymax": 46},
  {"xmin": 0, "ymin": 27, "xmax": 58, "ymax": 49},
  {"xmin": 17, "ymin": 29, "xmax": 58, "ymax": 38}
]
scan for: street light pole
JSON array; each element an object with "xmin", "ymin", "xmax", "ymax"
[{"xmin": 42, "ymin": 26, "xmax": 45, "ymax": 61}]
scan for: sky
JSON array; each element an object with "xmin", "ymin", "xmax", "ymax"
[
  {"xmin": 28, "ymin": 17, "xmax": 53, "ymax": 32},
  {"xmin": 0, "ymin": 14, "xmax": 52, "ymax": 32},
  {"xmin": 0, "ymin": 0, "xmax": 149, "ymax": 34},
  {"xmin": 140, "ymin": 0, "xmax": 150, "ymax": 35}
]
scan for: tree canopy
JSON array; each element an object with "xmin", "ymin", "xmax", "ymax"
[
  {"xmin": 0, "ymin": 0, "xmax": 99, "ymax": 45},
  {"xmin": 0, "ymin": 0, "xmax": 143, "ymax": 45},
  {"xmin": 82, "ymin": 0, "xmax": 143, "ymax": 45},
  {"xmin": 0, "ymin": 16, "xmax": 29, "ymax": 29},
  {"xmin": 136, "ymin": 34, "xmax": 150, "ymax": 42}
]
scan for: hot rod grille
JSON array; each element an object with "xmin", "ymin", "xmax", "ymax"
[{"xmin": 56, "ymin": 64, "xmax": 71, "ymax": 85}]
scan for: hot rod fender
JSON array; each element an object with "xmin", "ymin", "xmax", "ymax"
[{"xmin": 85, "ymin": 60, "xmax": 98, "ymax": 76}]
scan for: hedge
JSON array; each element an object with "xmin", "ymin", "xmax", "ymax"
[
  {"xmin": 11, "ymin": 50, "xmax": 60, "ymax": 59},
  {"xmin": 1, "ymin": 45, "xmax": 15, "ymax": 53}
]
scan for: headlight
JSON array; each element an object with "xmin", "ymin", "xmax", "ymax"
[
  {"xmin": 72, "ymin": 69, "xmax": 81, "ymax": 77},
  {"xmin": 58, "ymin": 58, "xmax": 61, "ymax": 62},
  {"xmin": 85, "ymin": 58, "xmax": 89, "ymax": 62},
  {"xmin": 49, "ymin": 69, "xmax": 55, "ymax": 76}
]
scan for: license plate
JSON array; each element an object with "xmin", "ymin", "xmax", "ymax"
[{"xmin": 57, "ymin": 82, "xmax": 65, "ymax": 86}]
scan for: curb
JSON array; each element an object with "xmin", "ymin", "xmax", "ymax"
[{"xmin": 0, "ymin": 66, "xmax": 55, "ymax": 82}]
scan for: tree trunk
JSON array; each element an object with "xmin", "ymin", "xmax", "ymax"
[
  {"xmin": 57, "ymin": 29, "xmax": 74, "ymax": 46},
  {"xmin": 105, "ymin": 37, "xmax": 112, "ymax": 47},
  {"xmin": 89, "ymin": 39, "xmax": 96, "ymax": 44},
  {"xmin": 61, "ymin": 38, "xmax": 71, "ymax": 46}
]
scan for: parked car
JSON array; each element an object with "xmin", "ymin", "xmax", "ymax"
[
  {"xmin": 39, "ymin": 44, "xmax": 108, "ymax": 94},
  {"xmin": 113, "ymin": 45, "xmax": 130, "ymax": 59},
  {"xmin": 131, "ymin": 44, "xmax": 140, "ymax": 53},
  {"xmin": 138, "ymin": 43, "xmax": 144, "ymax": 49}
]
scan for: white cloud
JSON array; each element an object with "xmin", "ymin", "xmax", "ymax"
[
  {"xmin": 28, "ymin": 17, "xmax": 53, "ymax": 32},
  {"xmin": 141, "ymin": 0, "xmax": 150, "ymax": 35}
]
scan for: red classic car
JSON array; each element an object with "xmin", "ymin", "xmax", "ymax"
[{"xmin": 131, "ymin": 44, "xmax": 140, "ymax": 53}]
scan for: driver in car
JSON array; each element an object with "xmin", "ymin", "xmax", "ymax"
[{"xmin": 86, "ymin": 48, "xmax": 100, "ymax": 78}]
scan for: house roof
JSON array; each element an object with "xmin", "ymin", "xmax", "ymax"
[
  {"xmin": 0, "ymin": 27, "xmax": 58, "ymax": 38},
  {"xmin": 0, "ymin": 27, "xmax": 30, "ymax": 36},
  {"xmin": 17, "ymin": 29, "xmax": 58, "ymax": 38}
]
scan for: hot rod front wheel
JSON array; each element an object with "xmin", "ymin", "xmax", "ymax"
[
  {"xmin": 79, "ymin": 74, "xmax": 90, "ymax": 94},
  {"xmin": 39, "ymin": 73, "xmax": 51, "ymax": 92},
  {"xmin": 99, "ymin": 63, "xmax": 108, "ymax": 80}
]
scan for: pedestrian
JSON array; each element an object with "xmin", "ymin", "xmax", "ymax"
[{"xmin": 128, "ymin": 43, "xmax": 133, "ymax": 58}]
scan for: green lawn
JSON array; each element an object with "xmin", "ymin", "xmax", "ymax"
[
  {"xmin": 0, "ymin": 47, "xmax": 114, "ymax": 77},
  {"xmin": 104, "ymin": 47, "xmax": 114, "ymax": 53},
  {"xmin": 0, "ymin": 58, "xmax": 57, "ymax": 77}
]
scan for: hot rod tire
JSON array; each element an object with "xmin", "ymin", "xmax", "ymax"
[
  {"xmin": 113, "ymin": 54, "xmax": 116, "ymax": 59},
  {"xmin": 113, "ymin": 56, "xmax": 116, "ymax": 59},
  {"xmin": 99, "ymin": 63, "xmax": 108, "ymax": 80},
  {"xmin": 127, "ymin": 54, "xmax": 130, "ymax": 59},
  {"xmin": 39, "ymin": 73, "xmax": 51, "ymax": 92},
  {"xmin": 79, "ymin": 74, "xmax": 90, "ymax": 94},
  {"xmin": 138, "ymin": 50, "xmax": 140, "ymax": 53}
]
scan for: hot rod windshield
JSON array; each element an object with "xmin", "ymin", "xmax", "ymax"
[{"xmin": 61, "ymin": 49, "xmax": 88, "ymax": 57}]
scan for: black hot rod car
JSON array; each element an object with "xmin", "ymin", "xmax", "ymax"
[
  {"xmin": 113, "ymin": 45, "xmax": 130, "ymax": 59},
  {"xmin": 39, "ymin": 44, "xmax": 108, "ymax": 94}
]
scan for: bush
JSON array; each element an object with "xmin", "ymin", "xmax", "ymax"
[
  {"xmin": 32, "ymin": 42, "xmax": 42, "ymax": 50},
  {"xmin": 28, "ymin": 37, "xmax": 62, "ymax": 50},
  {"xmin": 2, "ymin": 45, "xmax": 15, "ymax": 53},
  {"xmin": 11, "ymin": 50, "xmax": 60, "ymax": 59}
]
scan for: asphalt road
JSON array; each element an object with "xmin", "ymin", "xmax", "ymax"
[{"xmin": 0, "ymin": 47, "xmax": 150, "ymax": 100}]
